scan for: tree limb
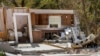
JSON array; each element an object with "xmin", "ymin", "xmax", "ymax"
[
  {"xmin": 21, "ymin": 0, "xmax": 25, "ymax": 7},
  {"xmin": 10, "ymin": 0, "xmax": 19, "ymax": 7}
]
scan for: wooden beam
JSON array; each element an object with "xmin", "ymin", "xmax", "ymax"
[
  {"xmin": 3, "ymin": 7, "xmax": 7, "ymax": 32},
  {"xmin": 0, "ymin": 7, "xmax": 8, "ymax": 40},
  {"xmin": 12, "ymin": 7, "xmax": 29, "ymax": 13}
]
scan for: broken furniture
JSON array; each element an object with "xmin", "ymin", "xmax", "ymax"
[
  {"xmin": 32, "ymin": 30, "xmax": 43, "ymax": 42},
  {"xmin": 45, "ymin": 26, "xmax": 97, "ymax": 49},
  {"xmin": 32, "ymin": 29, "xmax": 64, "ymax": 43},
  {"xmin": 32, "ymin": 25, "xmax": 65, "ymax": 42},
  {"xmin": 71, "ymin": 26, "xmax": 96, "ymax": 48}
]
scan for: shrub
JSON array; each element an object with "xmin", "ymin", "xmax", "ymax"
[{"xmin": 0, "ymin": 51, "xmax": 6, "ymax": 56}]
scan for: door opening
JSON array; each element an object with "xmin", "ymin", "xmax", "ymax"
[{"xmin": 13, "ymin": 13, "xmax": 33, "ymax": 43}]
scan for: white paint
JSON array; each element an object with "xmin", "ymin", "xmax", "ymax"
[
  {"xmin": 67, "ymin": 42, "xmax": 72, "ymax": 48},
  {"xmin": 30, "ymin": 9, "xmax": 74, "ymax": 14},
  {"xmin": 13, "ymin": 13, "xmax": 33, "ymax": 43},
  {"xmin": 49, "ymin": 16, "xmax": 61, "ymax": 28}
]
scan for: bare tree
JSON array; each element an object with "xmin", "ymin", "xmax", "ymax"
[
  {"xmin": 21, "ymin": 0, "xmax": 25, "ymax": 7},
  {"xmin": 81, "ymin": 0, "xmax": 90, "ymax": 35},
  {"xmin": 9, "ymin": 0, "xmax": 19, "ymax": 7}
]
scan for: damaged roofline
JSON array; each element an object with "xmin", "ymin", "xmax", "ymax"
[{"xmin": 30, "ymin": 9, "xmax": 75, "ymax": 14}]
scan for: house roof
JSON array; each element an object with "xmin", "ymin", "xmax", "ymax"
[{"xmin": 30, "ymin": 9, "xmax": 74, "ymax": 14}]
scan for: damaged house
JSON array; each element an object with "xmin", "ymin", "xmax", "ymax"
[
  {"xmin": 0, "ymin": 7, "xmax": 99, "ymax": 56},
  {"xmin": 0, "ymin": 7, "xmax": 79, "ymax": 43}
]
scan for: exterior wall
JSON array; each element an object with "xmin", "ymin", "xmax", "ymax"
[
  {"xmin": 0, "ymin": 8, "xmax": 4, "ymax": 31},
  {"xmin": 31, "ymin": 13, "xmax": 74, "ymax": 26},
  {"xmin": 0, "ymin": 8, "xmax": 28, "ymax": 30},
  {"xmin": 6, "ymin": 9, "xmax": 28, "ymax": 30},
  {"xmin": 0, "ymin": 9, "xmax": 75, "ymax": 31},
  {"xmin": 6, "ymin": 9, "xmax": 13, "ymax": 30},
  {"xmin": 0, "ymin": 8, "xmax": 75, "ymax": 41}
]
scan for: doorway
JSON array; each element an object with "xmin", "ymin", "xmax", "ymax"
[{"xmin": 13, "ymin": 13, "xmax": 33, "ymax": 43}]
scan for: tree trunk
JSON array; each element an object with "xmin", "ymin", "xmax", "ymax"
[
  {"xmin": 81, "ymin": 0, "xmax": 90, "ymax": 35},
  {"xmin": 11, "ymin": 0, "xmax": 19, "ymax": 7},
  {"xmin": 94, "ymin": 0, "xmax": 98, "ymax": 34},
  {"xmin": 21, "ymin": 0, "xmax": 25, "ymax": 7},
  {"xmin": 1, "ymin": 2, "xmax": 5, "ymax": 7}
]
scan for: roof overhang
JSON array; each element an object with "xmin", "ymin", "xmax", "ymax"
[{"xmin": 30, "ymin": 9, "xmax": 74, "ymax": 14}]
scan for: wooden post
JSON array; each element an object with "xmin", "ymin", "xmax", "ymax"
[
  {"xmin": 2, "ymin": 7, "xmax": 7, "ymax": 40},
  {"xmin": 3, "ymin": 7, "xmax": 7, "ymax": 32}
]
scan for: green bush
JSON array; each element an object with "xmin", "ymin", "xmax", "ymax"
[{"xmin": 0, "ymin": 51, "xmax": 6, "ymax": 56}]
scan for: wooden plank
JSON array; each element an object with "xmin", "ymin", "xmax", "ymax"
[
  {"xmin": 0, "ymin": 32, "xmax": 7, "ymax": 40},
  {"xmin": 3, "ymin": 7, "xmax": 7, "ymax": 32},
  {"xmin": 0, "ymin": 7, "xmax": 8, "ymax": 40},
  {"xmin": 31, "ymin": 12, "xmax": 36, "ymax": 25}
]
